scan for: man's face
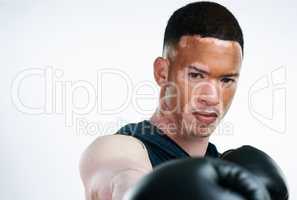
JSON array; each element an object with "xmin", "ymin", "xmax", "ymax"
[{"xmin": 163, "ymin": 35, "xmax": 242, "ymax": 137}]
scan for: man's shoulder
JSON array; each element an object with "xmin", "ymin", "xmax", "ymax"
[
  {"xmin": 83, "ymin": 134, "xmax": 152, "ymax": 168},
  {"xmin": 80, "ymin": 134, "xmax": 153, "ymax": 199},
  {"xmin": 94, "ymin": 134, "xmax": 147, "ymax": 155}
]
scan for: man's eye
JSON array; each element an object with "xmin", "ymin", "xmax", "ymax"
[
  {"xmin": 221, "ymin": 78, "xmax": 235, "ymax": 84},
  {"xmin": 188, "ymin": 72, "xmax": 204, "ymax": 79}
]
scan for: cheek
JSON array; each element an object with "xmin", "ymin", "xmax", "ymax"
[
  {"xmin": 175, "ymin": 75, "xmax": 193, "ymax": 110},
  {"xmin": 222, "ymin": 87, "xmax": 236, "ymax": 110}
]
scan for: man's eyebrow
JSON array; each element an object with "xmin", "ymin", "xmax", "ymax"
[
  {"xmin": 188, "ymin": 65, "xmax": 210, "ymax": 75},
  {"xmin": 220, "ymin": 73, "xmax": 239, "ymax": 78},
  {"xmin": 188, "ymin": 65, "xmax": 239, "ymax": 77}
]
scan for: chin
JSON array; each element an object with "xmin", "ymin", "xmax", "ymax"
[
  {"xmin": 191, "ymin": 126, "xmax": 213, "ymax": 138},
  {"xmin": 182, "ymin": 121, "xmax": 214, "ymax": 138}
]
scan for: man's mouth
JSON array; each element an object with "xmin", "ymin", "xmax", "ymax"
[{"xmin": 193, "ymin": 111, "xmax": 218, "ymax": 125}]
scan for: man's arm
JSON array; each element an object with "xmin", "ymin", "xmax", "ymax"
[{"xmin": 79, "ymin": 135, "xmax": 152, "ymax": 200}]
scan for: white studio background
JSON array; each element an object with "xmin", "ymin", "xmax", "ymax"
[{"xmin": 0, "ymin": 0, "xmax": 296, "ymax": 199}]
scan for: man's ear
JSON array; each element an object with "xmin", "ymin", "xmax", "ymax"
[{"xmin": 153, "ymin": 57, "xmax": 170, "ymax": 87}]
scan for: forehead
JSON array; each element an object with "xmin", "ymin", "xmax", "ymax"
[{"xmin": 170, "ymin": 35, "xmax": 243, "ymax": 75}]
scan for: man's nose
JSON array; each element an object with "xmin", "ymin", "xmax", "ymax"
[{"xmin": 194, "ymin": 81, "xmax": 220, "ymax": 106}]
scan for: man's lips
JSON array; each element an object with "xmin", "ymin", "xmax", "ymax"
[{"xmin": 193, "ymin": 111, "xmax": 218, "ymax": 125}]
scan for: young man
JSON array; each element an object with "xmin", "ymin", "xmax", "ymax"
[{"xmin": 80, "ymin": 2, "xmax": 243, "ymax": 200}]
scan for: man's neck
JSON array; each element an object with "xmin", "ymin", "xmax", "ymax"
[{"xmin": 150, "ymin": 111, "xmax": 210, "ymax": 157}]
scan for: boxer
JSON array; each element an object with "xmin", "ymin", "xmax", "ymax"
[{"xmin": 80, "ymin": 2, "xmax": 258, "ymax": 200}]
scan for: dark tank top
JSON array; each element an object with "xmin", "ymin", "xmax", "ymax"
[{"xmin": 116, "ymin": 120, "xmax": 220, "ymax": 167}]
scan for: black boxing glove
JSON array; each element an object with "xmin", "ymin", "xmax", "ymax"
[
  {"xmin": 124, "ymin": 157, "xmax": 270, "ymax": 200},
  {"xmin": 221, "ymin": 145, "xmax": 289, "ymax": 200}
]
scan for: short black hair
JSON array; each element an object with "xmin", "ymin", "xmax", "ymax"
[{"xmin": 163, "ymin": 1, "xmax": 244, "ymax": 54}]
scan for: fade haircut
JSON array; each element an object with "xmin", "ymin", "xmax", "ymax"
[{"xmin": 163, "ymin": 1, "xmax": 244, "ymax": 56}]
